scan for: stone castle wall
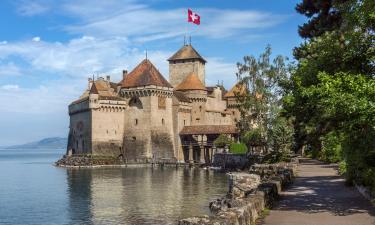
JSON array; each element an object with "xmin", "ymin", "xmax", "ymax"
[
  {"xmin": 169, "ymin": 60, "xmax": 205, "ymax": 87},
  {"xmin": 123, "ymin": 95, "xmax": 152, "ymax": 162},
  {"xmin": 91, "ymin": 105, "xmax": 125, "ymax": 157},
  {"xmin": 68, "ymin": 107, "xmax": 92, "ymax": 155}
]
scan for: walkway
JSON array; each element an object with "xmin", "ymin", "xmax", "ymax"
[{"xmin": 262, "ymin": 158, "xmax": 375, "ymax": 225}]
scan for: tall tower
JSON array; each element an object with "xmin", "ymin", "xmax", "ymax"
[{"xmin": 168, "ymin": 44, "xmax": 206, "ymax": 87}]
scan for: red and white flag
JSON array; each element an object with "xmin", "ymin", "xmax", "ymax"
[{"xmin": 188, "ymin": 9, "xmax": 200, "ymax": 25}]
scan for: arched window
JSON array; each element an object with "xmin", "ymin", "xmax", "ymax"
[
  {"xmin": 162, "ymin": 118, "xmax": 165, "ymax": 125},
  {"xmin": 199, "ymin": 106, "xmax": 202, "ymax": 112},
  {"xmin": 135, "ymin": 119, "xmax": 138, "ymax": 125},
  {"xmin": 129, "ymin": 97, "xmax": 143, "ymax": 109}
]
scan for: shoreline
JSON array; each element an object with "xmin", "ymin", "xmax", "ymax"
[{"xmin": 54, "ymin": 154, "xmax": 211, "ymax": 169}]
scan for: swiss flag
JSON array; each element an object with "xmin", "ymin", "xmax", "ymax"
[{"xmin": 188, "ymin": 9, "xmax": 200, "ymax": 25}]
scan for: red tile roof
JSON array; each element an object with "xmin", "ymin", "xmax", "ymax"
[
  {"xmin": 175, "ymin": 73, "xmax": 206, "ymax": 91},
  {"xmin": 180, "ymin": 125, "xmax": 238, "ymax": 135},
  {"xmin": 121, "ymin": 59, "xmax": 172, "ymax": 88}
]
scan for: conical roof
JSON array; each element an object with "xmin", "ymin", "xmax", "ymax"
[
  {"xmin": 89, "ymin": 82, "xmax": 99, "ymax": 94},
  {"xmin": 175, "ymin": 73, "xmax": 206, "ymax": 91},
  {"xmin": 224, "ymin": 82, "xmax": 247, "ymax": 98},
  {"xmin": 168, "ymin": 44, "xmax": 206, "ymax": 63},
  {"xmin": 121, "ymin": 59, "xmax": 172, "ymax": 88}
]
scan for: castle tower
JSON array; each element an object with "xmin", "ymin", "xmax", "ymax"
[
  {"xmin": 168, "ymin": 44, "xmax": 206, "ymax": 87},
  {"xmin": 174, "ymin": 72, "xmax": 207, "ymax": 125},
  {"xmin": 120, "ymin": 59, "xmax": 175, "ymax": 162}
]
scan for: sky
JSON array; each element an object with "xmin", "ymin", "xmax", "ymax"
[{"xmin": 0, "ymin": 0, "xmax": 306, "ymax": 146}]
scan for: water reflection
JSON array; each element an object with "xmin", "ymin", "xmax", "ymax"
[{"xmin": 66, "ymin": 167, "xmax": 227, "ymax": 225}]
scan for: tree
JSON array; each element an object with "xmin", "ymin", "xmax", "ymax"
[
  {"xmin": 235, "ymin": 46, "xmax": 293, "ymax": 155},
  {"xmin": 295, "ymin": 0, "xmax": 348, "ymax": 39},
  {"xmin": 286, "ymin": 0, "xmax": 375, "ymax": 191},
  {"xmin": 213, "ymin": 134, "xmax": 232, "ymax": 149}
]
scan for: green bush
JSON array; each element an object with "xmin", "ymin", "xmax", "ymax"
[
  {"xmin": 229, "ymin": 143, "xmax": 248, "ymax": 154},
  {"xmin": 320, "ymin": 132, "xmax": 343, "ymax": 163},
  {"xmin": 338, "ymin": 161, "xmax": 347, "ymax": 175},
  {"xmin": 213, "ymin": 134, "xmax": 232, "ymax": 148}
]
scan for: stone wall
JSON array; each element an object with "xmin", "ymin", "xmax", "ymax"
[
  {"xmin": 212, "ymin": 153, "xmax": 249, "ymax": 170},
  {"xmin": 178, "ymin": 161, "xmax": 298, "ymax": 225},
  {"xmin": 68, "ymin": 109, "xmax": 92, "ymax": 154},
  {"xmin": 169, "ymin": 60, "xmax": 205, "ymax": 87}
]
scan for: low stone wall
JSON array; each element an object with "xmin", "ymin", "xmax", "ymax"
[
  {"xmin": 178, "ymin": 160, "xmax": 298, "ymax": 225},
  {"xmin": 55, "ymin": 155, "xmax": 124, "ymax": 167},
  {"xmin": 212, "ymin": 153, "xmax": 249, "ymax": 170}
]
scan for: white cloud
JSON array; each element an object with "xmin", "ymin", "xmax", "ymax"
[
  {"xmin": 16, "ymin": 0, "xmax": 50, "ymax": 16},
  {"xmin": 1, "ymin": 84, "xmax": 20, "ymax": 91},
  {"xmin": 62, "ymin": 2, "xmax": 286, "ymax": 42},
  {"xmin": 0, "ymin": 62, "xmax": 22, "ymax": 76},
  {"xmin": 32, "ymin": 36, "xmax": 41, "ymax": 42},
  {"xmin": 206, "ymin": 57, "xmax": 238, "ymax": 89}
]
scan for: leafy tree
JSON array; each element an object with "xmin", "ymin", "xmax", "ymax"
[
  {"xmin": 213, "ymin": 134, "xmax": 232, "ymax": 149},
  {"xmin": 235, "ymin": 46, "xmax": 292, "ymax": 155},
  {"xmin": 295, "ymin": 0, "xmax": 348, "ymax": 39},
  {"xmin": 286, "ymin": 0, "xmax": 375, "ymax": 191}
]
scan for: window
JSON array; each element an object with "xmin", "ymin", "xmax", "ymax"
[
  {"xmin": 183, "ymin": 120, "xmax": 186, "ymax": 125},
  {"xmin": 162, "ymin": 118, "xmax": 165, "ymax": 125},
  {"xmin": 129, "ymin": 97, "xmax": 143, "ymax": 109},
  {"xmin": 135, "ymin": 119, "xmax": 138, "ymax": 125},
  {"xmin": 158, "ymin": 97, "xmax": 166, "ymax": 109},
  {"xmin": 199, "ymin": 106, "xmax": 202, "ymax": 112},
  {"xmin": 132, "ymin": 136, "xmax": 136, "ymax": 141}
]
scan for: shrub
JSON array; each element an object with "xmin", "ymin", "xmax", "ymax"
[
  {"xmin": 320, "ymin": 132, "xmax": 343, "ymax": 163},
  {"xmin": 213, "ymin": 134, "xmax": 232, "ymax": 148},
  {"xmin": 229, "ymin": 143, "xmax": 248, "ymax": 154}
]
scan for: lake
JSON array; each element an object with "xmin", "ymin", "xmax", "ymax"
[{"xmin": 0, "ymin": 149, "xmax": 228, "ymax": 225}]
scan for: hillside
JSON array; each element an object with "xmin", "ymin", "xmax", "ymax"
[{"xmin": 5, "ymin": 137, "xmax": 67, "ymax": 149}]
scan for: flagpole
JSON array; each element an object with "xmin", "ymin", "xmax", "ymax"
[{"xmin": 185, "ymin": 8, "xmax": 188, "ymax": 45}]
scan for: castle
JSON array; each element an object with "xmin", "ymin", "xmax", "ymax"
[{"xmin": 67, "ymin": 44, "xmax": 244, "ymax": 163}]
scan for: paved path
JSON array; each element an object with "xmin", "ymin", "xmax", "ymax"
[{"xmin": 262, "ymin": 158, "xmax": 375, "ymax": 225}]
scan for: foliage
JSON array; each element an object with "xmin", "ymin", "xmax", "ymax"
[
  {"xmin": 338, "ymin": 161, "xmax": 347, "ymax": 175},
  {"xmin": 295, "ymin": 0, "xmax": 347, "ymax": 38},
  {"xmin": 235, "ymin": 46, "xmax": 294, "ymax": 158},
  {"xmin": 285, "ymin": 0, "xmax": 375, "ymax": 191},
  {"xmin": 229, "ymin": 143, "xmax": 248, "ymax": 154},
  {"xmin": 268, "ymin": 116, "xmax": 294, "ymax": 156},
  {"xmin": 213, "ymin": 134, "xmax": 233, "ymax": 148},
  {"xmin": 242, "ymin": 128, "xmax": 264, "ymax": 147},
  {"xmin": 320, "ymin": 132, "xmax": 343, "ymax": 163},
  {"xmin": 236, "ymin": 46, "xmax": 290, "ymax": 136}
]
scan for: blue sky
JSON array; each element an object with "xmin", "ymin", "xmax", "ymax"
[{"xmin": 0, "ymin": 0, "xmax": 306, "ymax": 146}]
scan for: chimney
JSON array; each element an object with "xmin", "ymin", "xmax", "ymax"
[
  {"xmin": 122, "ymin": 70, "xmax": 128, "ymax": 80},
  {"xmin": 106, "ymin": 75, "xmax": 110, "ymax": 82},
  {"xmin": 88, "ymin": 78, "xmax": 93, "ymax": 89}
]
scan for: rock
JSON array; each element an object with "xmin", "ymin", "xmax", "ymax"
[{"xmin": 227, "ymin": 173, "xmax": 261, "ymax": 199}]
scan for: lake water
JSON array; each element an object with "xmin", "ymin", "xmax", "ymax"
[{"xmin": 0, "ymin": 149, "xmax": 228, "ymax": 225}]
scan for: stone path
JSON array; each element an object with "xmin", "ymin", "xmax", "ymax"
[{"xmin": 262, "ymin": 158, "xmax": 375, "ymax": 225}]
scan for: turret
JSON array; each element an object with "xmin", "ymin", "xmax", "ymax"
[{"xmin": 168, "ymin": 44, "xmax": 206, "ymax": 87}]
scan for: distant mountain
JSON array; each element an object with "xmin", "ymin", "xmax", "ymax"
[{"xmin": 5, "ymin": 137, "xmax": 67, "ymax": 149}]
